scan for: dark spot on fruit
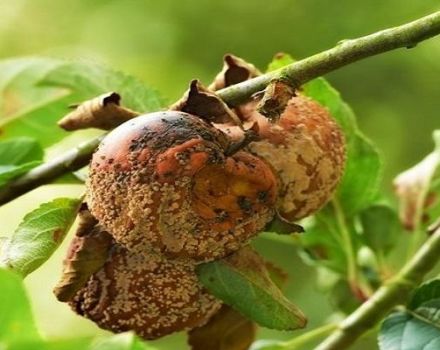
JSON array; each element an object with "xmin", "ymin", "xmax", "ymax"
[
  {"xmin": 257, "ymin": 191, "xmax": 268, "ymax": 202},
  {"xmin": 237, "ymin": 196, "xmax": 252, "ymax": 213},
  {"xmin": 53, "ymin": 229, "xmax": 64, "ymax": 243}
]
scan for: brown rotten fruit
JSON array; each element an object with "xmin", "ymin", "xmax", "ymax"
[
  {"xmin": 232, "ymin": 95, "xmax": 345, "ymax": 221},
  {"xmin": 87, "ymin": 111, "xmax": 277, "ymax": 262},
  {"xmin": 68, "ymin": 240, "xmax": 221, "ymax": 339},
  {"xmin": 211, "ymin": 55, "xmax": 345, "ymax": 221}
]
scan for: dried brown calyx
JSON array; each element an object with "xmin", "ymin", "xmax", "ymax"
[
  {"xmin": 87, "ymin": 111, "xmax": 277, "ymax": 262},
  {"xmin": 209, "ymin": 55, "xmax": 346, "ymax": 222}
]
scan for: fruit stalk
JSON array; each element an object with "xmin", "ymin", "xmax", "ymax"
[{"xmin": 1, "ymin": 10, "xmax": 440, "ymax": 205}]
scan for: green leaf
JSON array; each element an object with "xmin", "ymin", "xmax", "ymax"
[
  {"xmin": 0, "ymin": 198, "xmax": 81, "ymax": 277},
  {"xmin": 0, "ymin": 57, "xmax": 64, "ymax": 117},
  {"xmin": 266, "ymin": 53, "xmax": 295, "ymax": 72},
  {"xmin": 409, "ymin": 279, "xmax": 440, "ymax": 310},
  {"xmin": 1, "ymin": 94, "xmax": 81, "ymax": 148},
  {"xmin": 360, "ymin": 205, "xmax": 401, "ymax": 254},
  {"xmin": 7, "ymin": 337, "xmax": 93, "ymax": 350},
  {"xmin": 0, "ymin": 137, "xmax": 44, "ymax": 187},
  {"xmin": 0, "ymin": 57, "xmax": 165, "ymax": 148},
  {"xmin": 0, "ymin": 161, "xmax": 41, "ymax": 187},
  {"xmin": 8, "ymin": 333, "xmax": 154, "ymax": 350},
  {"xmin": 42, "ymin": 62, "xmax": 165, "ymax": 112},
  {"xmin": 298, "ymin": 206, "xmax": 348, "ymax": 274},
  {"xmin": 379, "ymin": 299, "xmax": 440, "ymax": 350},
  {"xmin": 379, "ymin": 279, "xmax": 440, "ymax": 350},
  {"xmin": 329, "ymin": 278, "xmax": 363, "ymax": 314},
  {"xmin": 196, "ymin": 247, "xmax": 307, "ymax": 330},
  {"xmin": 0, "ymin": 137, "xmax": 44, "ymax": 164},
  {"xmin": 0, "ymin": 268, "xmax": 40, "ymax": 344},
  {"xmin": 90, "ymin": 332, "xmax": 157, "ymax": 350}
]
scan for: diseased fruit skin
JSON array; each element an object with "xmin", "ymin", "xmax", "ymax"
[
  {"xmin": 69, "ymin": 241, "xmax": 221, "ymax": 340},
  {"xmin": 87, "ymin": 111, "xmax": 277, "ymax": 262},
  {"xmin": 218, "ymin": 94, "xmax": 345, "ymax": 221}
]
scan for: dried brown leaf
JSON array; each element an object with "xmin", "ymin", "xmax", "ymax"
[
  {"xmin": 53, "ymin": 222, "xmax": 113, "ymax": 302},
  {"xmin": 394, "ymin": 133, "xmax": 440, "ymax": 231},
  {"xmin": 75, "ymin": 202, "xmax": 98, "ymax": 237},
  {"xmin": 208, "ymin": 54, "xmax": 261, "ymax": 91},
  {"xmin": 188, "ymin": 305, "xmax": 256, "ymax": 350},
  {"xmin": 171, "ymin": 80, "xmax": 242, "ymax": 127},
  {"xmin": 58, "ymin": 92, "xmax": 140, "ymax": 131}
]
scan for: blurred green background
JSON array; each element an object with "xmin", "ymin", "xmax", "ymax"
[{"xmin": 0, "ymin": 1, "xmax": 439, "ymax": 349}]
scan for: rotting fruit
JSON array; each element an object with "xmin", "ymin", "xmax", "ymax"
[
  {"xmin": 54, "ymin": 54, "xmax": 346, "ymax": 343},
  {"xmin": 210, "ymin": 55, "xmax": 346, "ymax": 222},
  {"xmin": 217, "ymin": 95, "xmax": 345, "ymax": 222},
  {"xmin": 87, "ymin": 111, "xmax": 278, "ymax": 262},
  {"xmin": 63, "ymin": 229, "xmax": 221, "ymax": 339}
]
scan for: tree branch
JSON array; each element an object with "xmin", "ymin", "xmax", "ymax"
[
  {"xmin": 315, "ymin": 226, "xmax": 440, "ymax": 350},
  {"xmin": 219, "ymin": 10, "xmax": 440, "ymax": 106},
  {"xmin": 0, "ymin": 136, "xmax": 103, "ymax": 204},
  {"xmin": 1, "ymin": 10, "xmax": 440, "ymax": 205}
]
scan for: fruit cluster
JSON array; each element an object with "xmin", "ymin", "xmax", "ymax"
[{"xmin": 54, "ymin": 55, "xmax": 345, "ymax": 340}]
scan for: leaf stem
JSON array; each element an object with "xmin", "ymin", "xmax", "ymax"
[
  {"xmin": 406, "ymin": 180, "xmax": 432, "ymax": 260},
  {"xmin": 280, "ymin": 323, "xmax": 337, "ymax": 349},
  {"xmin": 406, "ymin": 225, "xmax": 424, "ymax": 261},
  {"xmin": 332, "ymin": 199, "xmax": 358, "ymax": 292},
  {"xmin": 315, "ymin": 226, "xmax": 440, "ymax": 350},
  {"xmin": 1, "ymin": 11, "xmax": 440, "ymax": 205}
]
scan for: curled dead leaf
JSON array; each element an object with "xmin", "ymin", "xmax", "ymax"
[
  {"xmin": 208, "ymin": 54, "xmax": 261, "ymax": 91},
  {"xmin": 75, "ymin": 202, "xmax": 98, "ymax": 237},
  {"xmin": 393, "ymin": 135, "xmax": 440, "ymax": 231},
  {"xmin": 171, "ymin": 80, "xmax": 242, "ymax": 127},
  {"xmin": 58, "ymin": 92, "xmax": 140, "ymax": 131},
  {"xmin": 188, "ymin": 305, "xmax": 256, "ymax": 350},
  {"xmin": 53, "ymin": 223, "xmax": 113, "ymax": 302}
]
